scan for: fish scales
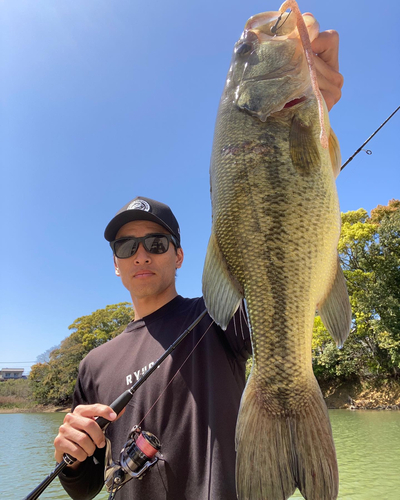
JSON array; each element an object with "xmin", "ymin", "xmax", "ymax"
[
  {"xmin": 213, "ymin": 106, "xmax": 339, "ymax": 405},
  {"xmin": 202, "ymin": 4, "xmax": 351, "ymax": 500}
]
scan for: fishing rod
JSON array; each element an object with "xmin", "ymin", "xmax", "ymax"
[
  {"xmin": 341, "ymin": 105, "xmax": 399, "ymax": 171},
  {"xmin": 22, "ymin": 308, "xmax": 208, "ymax": 500}
]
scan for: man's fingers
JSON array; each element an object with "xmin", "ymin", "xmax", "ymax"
[
  {"xmin": 313, "ymin": 52, "xmax": 344, "ymax": 90},
  {"xmin": 73, "ymin": 403, "xmax": 117, "ymax": 421},
  {"xmin": 311, "ymin": 30, "xmax": 340, "ymax": 71},
  {"xmin": 54, "ymin": 404, "xmax": 116, "ymax": 465},
  {"xmin": 54, "ymin": 413, "xmax": 104, "ymax": 463},
  {"xmin": 313, "ymin": 55, "xmax": 343, "ymax": 111},
  {"xmin": 54, "ymin": 432, "xmax": 95, "ymax": 463},
  {"xmin": 310, "ymin": 29, "xmax": 343, "ymax": 111},
  {"xmin": 63, "ymin": 412, "xmax": 107, "ymax": 448}
]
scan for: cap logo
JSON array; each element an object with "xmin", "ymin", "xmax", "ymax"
[{"xmin": 127, "ymin": 199, "xmax": 150, "ymax": 212}]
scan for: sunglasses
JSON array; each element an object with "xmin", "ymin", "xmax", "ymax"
[{"xmin": 110, "ymin": 233, "xmax": 178, "ymax": 259}]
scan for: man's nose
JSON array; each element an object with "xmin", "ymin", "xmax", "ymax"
[{"xmin": 134, "ymin": 243, "xmax": 151, "ymax": 263}]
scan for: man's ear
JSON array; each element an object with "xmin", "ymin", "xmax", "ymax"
[
  {"xmin": 114, "ymin": 256, "xmax": 120, "ymax": 276},
  {"xmin": 176, "ymin": 248, "xmax": 184, "ymax": 269}
]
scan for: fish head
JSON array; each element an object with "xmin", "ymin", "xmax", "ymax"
[{"xmin": 223, "ymin": 10, "xmax": 319, "ymax": 122}]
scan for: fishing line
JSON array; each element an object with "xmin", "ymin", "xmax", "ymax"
[
  {"xmin": 341, "ymin": 105, "xmax": 400, "ymax": 171},
  {"xmin": 136, "ymin": 318, "xmax": 215, "ymax": 428}
]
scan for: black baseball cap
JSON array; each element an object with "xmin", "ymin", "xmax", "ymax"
[{"xmin": 104, "ymin": 196, "xmax": 181, "ymax": 246}]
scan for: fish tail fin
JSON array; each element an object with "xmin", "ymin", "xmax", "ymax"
[{"xmin": 235, "ymin": 374, "xmax": 338, "ymax": 500}]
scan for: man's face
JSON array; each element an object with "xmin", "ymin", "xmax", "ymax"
[{"xmin": 113, "ymin": 220, "xmax": 184, "ymax": 303}]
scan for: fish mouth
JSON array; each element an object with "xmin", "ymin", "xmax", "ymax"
[
  {"xmin": 244, "ymin": 11, "xmax": 319, "ymax": 42},
  {"xmin": 283, "ymin": 96, "xmax": 307, "ymax": 108},
  {"xmin": 245, "ymin": 11, "xmax": 297, "ymax": 39}
]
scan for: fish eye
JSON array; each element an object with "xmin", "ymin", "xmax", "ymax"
[
  {"xmin": 235, "ymin": 42, "xmax": 252, "ymax": 55},
  {"xmin": 235, "ymin": 30, "xmax": 257, "ymax": 55}
]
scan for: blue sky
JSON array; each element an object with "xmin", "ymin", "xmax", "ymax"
[{"xmin": 1, "ymin": 0, "xmax": 399, "ymax": 374}]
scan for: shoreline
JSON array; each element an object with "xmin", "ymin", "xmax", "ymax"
[
  {"xmin": 320, "ymin": 378, "xmax": 400, "ymax": 411},
  {"xmin": 0, "ymin": 404, "xmax": 70, "ymax": 414},
  {"xmin": 2, "ymin": 378, "xmax": 399, "ymax": 414}
]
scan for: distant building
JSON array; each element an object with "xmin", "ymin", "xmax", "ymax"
[{"xmin": 0, "ymin": 368, "xmax": 25, "ymax": 381}]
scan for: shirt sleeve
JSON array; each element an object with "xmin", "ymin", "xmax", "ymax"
[{"xmin": 58, "ymin": 447, "xmax": 106, "ymax": 500}]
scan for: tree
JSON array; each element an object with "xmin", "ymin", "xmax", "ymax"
[
  {"xmin": 67, "ymin": 303, "xmax": 134, "ymax": 351},
  {"xmin": 312, "ymin": 200, "xmax": 400, "ymax": 379},
  {"xmin": 36, "ymin": 344, "xmax": 60, "ymax": 364},
  {"xmin": 29, "ymin": 302, "xmax": 134, "ymax": 405}
]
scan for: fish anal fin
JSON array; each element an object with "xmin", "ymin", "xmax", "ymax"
[
  {"xmin": 289, "ymin": 114, "xmax": 321, "ymax": 175},
  {"xmin": 318, "ymin": 256, "xmax": 352, "ymax": 347},
  {"xmin": 202, "ymin": 232, "xmax": 243, "ymax": 330},
  {"xmin": 329, "ymin": 128, "xmax": 342, "ymax": 179}
]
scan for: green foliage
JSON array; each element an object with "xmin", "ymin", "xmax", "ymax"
[
  {"xmin": 0, "ymin": 378, "xmax": 32, "ymax": 398},
  {"xmin": 29, "ymin": 302, "xmax": 134, "ymax": 405},
  {"xmin": 0, "ymin": 379, "xmax": 35, "ymax": 409},
  {"xmin": 313, "ymin": 200, "xmax": 400, "ymax": 380}
]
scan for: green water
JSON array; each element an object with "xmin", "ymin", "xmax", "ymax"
[
  {"xmin": 1, "ymin": 410, "xmax": 399, "ymax": 499},
  {"xmin": 0, "ymin": 413, "xmax": 108, "ymax": 500}
]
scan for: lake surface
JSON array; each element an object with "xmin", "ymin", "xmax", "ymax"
[{"xmin": 1, "ymin": 410, "xmax": 399, "ymax": 499}]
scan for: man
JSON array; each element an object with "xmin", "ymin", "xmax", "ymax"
[
  {"xmin": 55, "ymin": 29, "xmax": 343, "ymax": 500},
  {"xmin": 56, "ymin": 196, "xmax": 252, "ymax": 500}
]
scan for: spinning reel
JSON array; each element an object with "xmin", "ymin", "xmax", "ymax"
[{"xmin": 106, "ymin": 426, "xmax": 161, "ymax": 498}]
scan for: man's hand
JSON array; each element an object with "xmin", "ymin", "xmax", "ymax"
[
  {"xmin": 54, "ymin": 404, "xmax": 117, "ymax": 468},
  {"xmin": 311, "ymin": 29, "xmax": 344, "ymax": 111}
]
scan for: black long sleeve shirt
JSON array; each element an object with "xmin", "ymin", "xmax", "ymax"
[{"xmin": 59, "ymin": 296, "xmax": 251, "ymax": 500}]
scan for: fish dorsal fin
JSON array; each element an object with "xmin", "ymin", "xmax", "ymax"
[
  {"xmin": 329, "ymin": 128, "xmax": 342, "ymax": 178},
  {"xmin": 202, "ymin": 232, "xmax": 243, "ymax": 329},
  {"xmin": 289, "ymin": 114, "xmax": 320, "ymax": 175},
  {"xmin": 317, "ymin": 256, "xmax": 352, "ymax": 347}
]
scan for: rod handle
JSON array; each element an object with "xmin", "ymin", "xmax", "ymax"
[{"xmin": 96, "ymin": 389, "xmax": 134, "ymax": 429}]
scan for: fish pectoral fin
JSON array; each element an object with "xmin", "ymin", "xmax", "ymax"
[
  {"xmin": 289, "ymin": 115, "xmax": 321, "ymax": 175},
  {"xmin": 202, "ymin": 232, "xmax": 243, "ymax": 330},
  {"xmin": 329, "ymin": 128, "xmax": 342, "ymax": 179},
  {"xmin": 318, "ymin": 256, "xmax": 352, "ymax": 347}
]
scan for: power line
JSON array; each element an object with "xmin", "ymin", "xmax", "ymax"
[{"xmin": 0, "ymin": 361, "xmax": 36, "ymax": 363}]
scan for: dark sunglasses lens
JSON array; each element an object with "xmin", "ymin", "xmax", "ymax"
[
  {"xmin": 144, "ymin": 235, "xmax": 169, "ymax": 254},
  {"xmin": 114, "ymin": 239, "xmax": 138, "ymax": 259}
]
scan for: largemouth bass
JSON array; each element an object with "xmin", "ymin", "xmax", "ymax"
[{"xmin": 202, "ymin": 2, "xmax": 351, "ymax": 499}]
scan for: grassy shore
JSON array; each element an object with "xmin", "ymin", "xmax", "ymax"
[
  {"xmin": 1, "ymin": 378, "xmax": 400, "ymax": 413},
  {"xmin": 0, "ymin": 397, "xmax": 70, "ymax": 413},
  {"xmin": 0, "ymin": 379, "xmax": 70, "ymax": 413}
]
